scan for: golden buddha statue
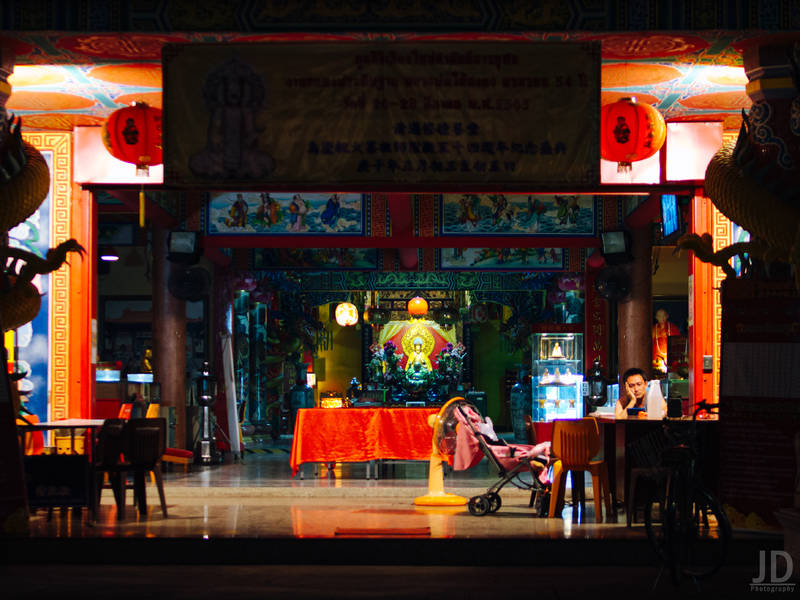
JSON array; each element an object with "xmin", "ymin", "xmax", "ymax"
[
  {"xmin": 405, "ymin": 337, "xmax": 432, "ymax": 372},
  {"xmin": 549, "ymin": 342, "xmax": 564, "ymax": 359},
  {"xmin": 142, "ymin": 348, "xmax": 153, "ymax": 373}
]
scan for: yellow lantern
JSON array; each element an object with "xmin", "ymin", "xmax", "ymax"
[{"xmin": 335, "ymin": 302, "xmax": 358, "ymax": 326}]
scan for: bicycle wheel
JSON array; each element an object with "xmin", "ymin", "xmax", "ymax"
[
  {"xmin": 645, "ymin": 480, "xmax": 733, "ymax": 583},
  {"xmin": 644, "ymin": 487, "xmax": 666, "ymax": 560},
  {"xmin": 683, "ymin": 486, "xmax": 732, "ymax": 580},
  {"xmin": 666, "ymin": 472, "xmax": 689, "ymax": 586}
]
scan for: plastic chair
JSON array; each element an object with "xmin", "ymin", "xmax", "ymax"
[
  {"xmin": 118, "ymin": 403, "xmax": 133, "ymax": 419},
  {"xmin": 94, "ymin": 418, "xmax": 127, "ymax": 520},
  {"xmin": 120, "ymin": 418, "xmax": 168, "ymax": 518},
  {"xmin": 626, "ymin": 467, "xmax": 669, "ymax": 526},
  {"xmin": 548, "ymin": 418, "xmax": 613, "ymax": 523},
  {"xmin": 144, "ymin": 403, "xmax": 193, "ymax": 473},
  {"xmin": 16, "ymin": 414, "xmax": 44, "ymax": 455},
  {"xmin": 523, "ymin": 415, "xmax": 540, "ymax": 508}
]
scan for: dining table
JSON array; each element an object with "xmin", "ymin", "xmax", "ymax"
[
  {"xmin": 590, "ymin": 413, "xmax": 720, "ymax": 507},
  {"xmin": 16, "ymin": 418, "xmax": 106, "ymax": 521}
]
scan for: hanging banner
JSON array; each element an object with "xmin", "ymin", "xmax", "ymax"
[
  {"xmin": 163, "ymin": 42, "xmax": 600, "ymax": 190},
  {"xmin": 718, "ymin": 278, "xmax": 800, "ymax": 531},
  {"xmin": 584, "ymin": 269, "xmax": 608, "ymax": 374}
]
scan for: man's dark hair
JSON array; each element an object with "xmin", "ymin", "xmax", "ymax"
[{"xmin": 622, "ymin": 367, "xmax": 646, "ymax": 383}]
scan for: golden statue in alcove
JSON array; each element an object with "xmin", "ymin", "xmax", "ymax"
[{"xmin": 401, "ymin": 324, "xmax": 435, "ymax": 373}]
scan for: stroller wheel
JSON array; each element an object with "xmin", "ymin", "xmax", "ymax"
[
  {"xmin": 487, "ymin": 492, "xmax": 502, "ymax": 513},
  {"xmin": 468, "ymin": 495, "xmax": 491, "ymax": 516}
]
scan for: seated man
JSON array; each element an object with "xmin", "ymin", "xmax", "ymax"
[{"xmin": 615, "ymin": 367, "xmax": 667, "ymax": 418}]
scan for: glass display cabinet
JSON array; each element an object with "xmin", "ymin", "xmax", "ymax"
[{"xmin": 531, "ymin": 326, "xmax": 585, "ymax": 422}]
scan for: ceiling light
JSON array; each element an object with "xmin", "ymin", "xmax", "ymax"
[{"xmin": 100, "ymin": 244, "xmax": 119, "ymax": 262}]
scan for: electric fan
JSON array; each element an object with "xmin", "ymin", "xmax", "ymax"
[
  {"xmin": 414, "ymin": 397, "xmax": 471, "ymax": 506},
  {"xmin": 168, "ymin": 266, "xmax": 211, "ymax": 302},
  {"xmin": 594, "ymin": 266, "xmax": 632, "ymax": 302}
]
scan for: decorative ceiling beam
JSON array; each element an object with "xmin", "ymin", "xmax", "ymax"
[{"xmin": 101, "ymin": 189, "xmax": 178, "ymax": 230}]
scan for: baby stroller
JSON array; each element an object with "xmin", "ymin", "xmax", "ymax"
[{"xmin": 448, "ymin": 400, "xmax": 552, "ymax": 516}]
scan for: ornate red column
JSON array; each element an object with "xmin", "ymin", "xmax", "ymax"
[
  {"xmin": 617, "ymin": 224, "xmax": 653, "ymax": 382},
  {"xmin": 152, "ymin": 226, "xmax": 187, "ymax": 449}
]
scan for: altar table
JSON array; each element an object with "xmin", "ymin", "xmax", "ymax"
[{"xmin": 290, "ymin": 408, "xmax": 439, "ymax": 477}]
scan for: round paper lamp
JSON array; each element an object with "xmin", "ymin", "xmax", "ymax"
[
  {"xmin": 102, "ymin": 101, "xmax": 163, "ymax": 175},
  {"xmin": 407, "ymin": 296, "xmax": 428, "ymax": 317},
  {"xmin": 102, "ymin": 102, "xmax": 163, "ymax": 228},
  {"xmin": 335, "ymin": 302, "xmax": 359, "ymax": 326},
  {"xmin": 600, "ymin": 97, "xmax": 666, "ymax": 173}
]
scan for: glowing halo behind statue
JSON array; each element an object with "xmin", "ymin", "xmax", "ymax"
[{"xmin": 402, "ymin": 324, "xmax": 435, "ymax": 371}]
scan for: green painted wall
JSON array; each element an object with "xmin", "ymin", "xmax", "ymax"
[
  {"xmin": 471, "ymin": 320, "xmax": 525, "ymax": 429},
  {"xmin": 313, "ymin": 323, "xmax": 362, "ymax": 403}
]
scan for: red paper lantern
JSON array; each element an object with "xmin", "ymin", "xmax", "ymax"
[
  {"xmin": 407, "ymin": 296, "xmax": 428, "ymax": 317},
  {"xmin": 102, "ymin": 102, "xmax": 163, "ymax": 228},
  {"xmin": 102, "ymin": 102, "xmax": 163, "ymax": 174},
  {"xmin": 600, "ymin": 97, "xmax": 666, "ymax": 173}
]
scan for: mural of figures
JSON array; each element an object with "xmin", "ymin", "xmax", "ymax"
[
  {"xmin": 441, "ymin": 247, "xmax": 564, "ymax": 270},
  {"xmin": 189, "ymin": 56, "xmax": 275, "ymax": 179},
  {"xmin": 441, "ymin": 194, "xmax": 596, "ymax": 236},
  {"xmin": 254, "ymin": 247, "xmax": 377, "ymax": 270},
  {"xmin": 207, "ymin": 192, "xmax": 363, "ymax": 235}
]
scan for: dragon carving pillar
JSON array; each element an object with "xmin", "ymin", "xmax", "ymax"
[
  {"xmin": 741, "ymin": 44, "xmax": 800, "ymax": 193},
  {"xmin": 152, "ymin": 226, "xmax": 187, "ymax": 449},
  {"xmin": 617, "ymin": 224, "xmax": 653, "ymax": 381},
  {"xmin": 0, "ymin": 45, "xmax": 12, "ymax": 147}
]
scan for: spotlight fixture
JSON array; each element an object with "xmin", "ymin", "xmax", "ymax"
[
  {"xmin": 99, "ymin": 244, "xmax": 119, "ymax": 262},
  {"xmin": 167, "ymin": 230, "xmax": 203, "ymax": 264}
]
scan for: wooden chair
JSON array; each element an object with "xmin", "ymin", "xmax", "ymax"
[
  {"xmin": 548, "ymin": 418, "xmax": 613, "ymax": 523},
  {"xmin": 93, "ymin": 418, "xmax": 127, "ymax": 520},
  {"xmin": 120, "ymin": 418, "xmax": 168, "ymax": 518}
]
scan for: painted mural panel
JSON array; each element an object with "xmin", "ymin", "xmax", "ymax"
[
  {"xmin": 8, "ymin": 152, "xmax": 51, "ymax": 420},
  {"xmin": 440, "ymin": 247, "xmax": 564, "ymax": 270},
  {"xmin": 440, "ymin": 194, "xmax": 596, "ymax": 236},
  {"xmin": 254, "ymin": 247, "xmax": 378, "ymax": 270},
  {"xmin": 206, "ymin": 192, "xmax": 363, "ymax": 235}
]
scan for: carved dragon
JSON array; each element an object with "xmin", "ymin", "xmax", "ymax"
[
  {"xmin": 0, "ymin": 116, "xmax": 84, "ymax": 335},
  {"xmin": 677, "ymin": 61, "xmax": 800, "ymax": 288}
]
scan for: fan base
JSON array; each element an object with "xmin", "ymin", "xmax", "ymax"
[{"xmin": 414, "ymin": 492, "xmax": 468, "ymax": 506}]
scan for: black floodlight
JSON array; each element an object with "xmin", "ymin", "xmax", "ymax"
[
  {"xmin": 167, "ymin": 231, "xmax": 202, "ymax": 264},
  {"xmin": 600, "ymin": 230, "xmax": 633, "ymax": 265}
]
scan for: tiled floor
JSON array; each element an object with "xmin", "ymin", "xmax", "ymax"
[
  {"xmin": 7, "ymin": 435, "xmax": 784, "ymax": 598},
  {"xmin": 22, "ymin": 434, "xmax": 723, "ymax": 542}
]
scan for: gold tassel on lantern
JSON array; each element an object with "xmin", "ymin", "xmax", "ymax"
[{"xmin": 139, "ymin": 187, "xmax": 145, "ymax": 228}]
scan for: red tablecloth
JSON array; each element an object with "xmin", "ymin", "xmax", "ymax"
[
  {"xmin": 290, "ymin": 408, "xmax": 439, "ymax": 477},
  {"xmin": 533, "ymin": 422, "xmax": 554, "ymax": 444}
]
